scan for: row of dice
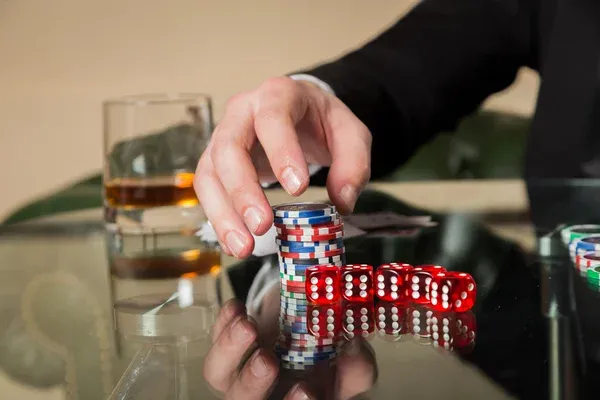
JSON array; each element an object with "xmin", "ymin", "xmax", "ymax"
[
  {"xmin": 305, "ymin": 263, "xmax": 477, "ymax": 313},
  {"xmin": 307, "ymin": 301, "xmax": 476, "ymax": 354}
]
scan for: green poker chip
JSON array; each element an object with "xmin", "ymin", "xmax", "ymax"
[
  {"xmin": 280, "ymin": 272, "xmax": 305, "ymax": 282},
  {"xmin": 280, "ymin": 289, "xmax": 307, "ymax": 300},
  {"xmin": 587, "ymin": 266, "xmax": 600, "ymax": 281}
]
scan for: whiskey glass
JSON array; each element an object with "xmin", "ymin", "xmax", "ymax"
[{"xmin": 102, "ymin": 94, "xmax": 222, "ymax": 326}]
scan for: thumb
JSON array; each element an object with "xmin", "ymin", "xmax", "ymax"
[{"xmin": 324, "ymin": 100, "xmax": 372, "ymax": 215}]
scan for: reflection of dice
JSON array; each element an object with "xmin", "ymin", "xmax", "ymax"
[
  {"xmin": 452, "ymin": 311, "xmax": 477, "ymax": 348},
  {"xmin": 374, "ymin": 263, "xmax": 413, "ymax": 302},
  {"xmin": 406, "ymin": 265, "xmax": 446, "ymax": 304},
  {"xmin": 429, "ymin": 272, "xmax": 476, "ymax": 312},
  {"xmin": 375, "ymin": 301, "xmax": 408, "ymax": 338},
  {"xmin": 307, "ymin": 304, "xmax": 341, "ymax": 339},
  {"xmin": 305, "ymin": 265, "xmax": 341, "ymax": 305},
  {"xmin": 407, "ymin": 305, "xmax": 434, "ymax": 343},
  {"xmin": 428, "ymin": 311, "xmax": 476, "ymax": 353},
  {"xmin": 341, "ymin": 301, "xmax": 374, "ymax": 339},
  {"xmin": 341, "ymin": 264, "xmax": 374, "ymax": 302}
]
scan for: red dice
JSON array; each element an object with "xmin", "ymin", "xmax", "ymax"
[
  {"xmin": 405, "ymin": 265, "xmax": 446, "ymax": 304},
  {"xmin": 374, "ymin": 263, "xmax": 413, "ymax": 302},
  {"xmin": 341, "ymin": 264, "xmax": 374, "ymax": 302},
  {"xmin": 307, "ymin": 304, "xmax": 341, "ymax": 339},
  {"xmin": 375, "ymin": 301, "xmax": 408, "ymax": 337},
  {"xmin": 428, "ymin": 271, "xmax": 476, "ymax": 312},
  {"xmin": 305, "ymin": 264, "xmax": 341, "ymax": 304},
  {"xmin": 341, "ymin": 301, "xmax": 374, "ymax": 339}
]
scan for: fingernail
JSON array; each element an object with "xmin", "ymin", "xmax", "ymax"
[
  {"xmin": 289, "ymin": 383, "xmax": 311, "ymax": 400},
  {"xmin": 250, "ymin": 351, "xmax": 271, "ymax": 378},
  {"xmin": 230, "ymin": 316, "xmax": 251, "ymax": 342},
  {"xmin": 226, "ymin": 231, "xmax": 247, "ymax": 257},
  {"xmin": 244, "ymin": 207, "xmax": 264, "ymax": 234},
  {"xmin": 339, "ymin": 184, "xmax": 358, "ymax": 211},
  {"xmin": 223, "ymin": 299, "xmax": 244, "ymax": 319},
  {"xmin": 281, "ymin": 166, "xmax": 303, "ymax": 195}
]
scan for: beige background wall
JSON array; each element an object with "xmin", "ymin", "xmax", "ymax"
[{"xmin": 0, "ymin": 0, "xmax": 539, "ymax": 221}]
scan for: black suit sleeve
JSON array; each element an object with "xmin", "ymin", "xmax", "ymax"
[{"xmin": 302, "ymin": 0, "xmax": 536, "ymax": 181}]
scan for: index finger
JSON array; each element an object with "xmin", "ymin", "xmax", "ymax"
[{"xmin": 252, "ymin": 77, "xmax": 310, "ymax": 196}]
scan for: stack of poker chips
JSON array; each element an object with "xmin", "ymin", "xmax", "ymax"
[
  {"xmin": 561, "ymin": 224, "xmax": 600, "ymax": 248},
  {"xmin": 561, "ymin": 224, "xmax": 600, "ymax": 286},
  {"xmin": 273, "ymin": 202, "xmax": 345, "ymax": 370}
]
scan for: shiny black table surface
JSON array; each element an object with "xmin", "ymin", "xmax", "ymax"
[{"xmin": 0, "ymin": 180, "xmax": 598, "ymax": 399}]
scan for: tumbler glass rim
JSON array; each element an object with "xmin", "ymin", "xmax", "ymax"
[{"xmin": 104, "ymin": 93, "xmax": 212, "ymax": 107}]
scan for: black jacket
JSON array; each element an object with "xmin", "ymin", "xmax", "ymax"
[{"xmin": 304, "ymin": 0, "xmax": 600, "ymax": 179}]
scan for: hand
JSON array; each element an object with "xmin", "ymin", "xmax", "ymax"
[
  {"xmin": 203, "ymin": 299, "xmax": 377, "ymax": 400},
  {"xmin": 194, "ymin": 77, "xmax": 372, "ymax": 258}
]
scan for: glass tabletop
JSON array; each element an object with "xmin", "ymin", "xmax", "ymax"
[{"xmin": 0, "ymin": 180, "xmax": 597, "ymax": 400}]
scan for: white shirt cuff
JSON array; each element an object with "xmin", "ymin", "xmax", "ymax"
[{"xmin": 289, "ymin": 74, "xmax": 336, "ymax": 95}]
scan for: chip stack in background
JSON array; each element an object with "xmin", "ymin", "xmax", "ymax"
[
  {"xmin": 273, "ymin": 202, "xmax": 345, "ymax": 370},
  {"xmin": 561, "ymin": 225, "xmax": 600, "ymax": 247}
]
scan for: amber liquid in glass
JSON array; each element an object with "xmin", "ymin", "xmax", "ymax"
[
  {"xmin": 111, "ymin": 248, "xmax": 221, "ymax": 279},
  {"xmin": 105, "ymin": 173, "xmax": 198, "ymax": 209}
]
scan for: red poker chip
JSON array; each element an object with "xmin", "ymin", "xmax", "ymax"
[
  {"xmin": 279, "ymin": 247, "xmax": 345, "ymax": 259},
  {"xmin": 281, "ymin": 280, "xmax": 305, "ymax": 289},
  {"xmin": 281, "ymin": 284, "xmax": 306, "ymax": 293},
  {"xmin": 277, "ymin": 221, "xmax": 343, "ymax": 230},
  {"xmin": 277, "ymin": 231, "xmax": 344, "ymax": 242},
  {"xmin": 276, "ymin": 223, "xmax": 343, "ymax": 235}
]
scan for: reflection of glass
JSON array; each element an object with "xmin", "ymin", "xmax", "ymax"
[{"xmin": 110, "ymin": 294, "xmax": 216, "ymax": 399}]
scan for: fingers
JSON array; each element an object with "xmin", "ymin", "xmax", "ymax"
[
  {"xmin": 336, "ymin": 338, "xmax": 378, "ymax": 400},
  {"xmin": 324, "ymin": 100, "xmax": 372, "ymax": 215},
  {"xmin": 194, "ymin": 150, "xmax": 254, "ymax": 258},
  {"xmin": 203, "ymin": 313, "xmax": 257, "ymax": 393},
  {"xmin": 210, "ymin": 93, "xmax": 273, "ymax": 236},
  {"xmin": 283, "ymin": 383, "xmax": 315, "ymax": 400},
  {"xmin": 225, "ymin": 348, "xmax": 279, "ymax": 400},
  {"xmin": 211, "ymin": 299, "xmax": 246, "ymax": 343},
  {"xmin": 252, "ymin": 77, "xmax": 311, "ymax": 196}
]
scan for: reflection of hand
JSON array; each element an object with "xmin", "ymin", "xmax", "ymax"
[
  {"xmin": 193, "ymin": 77, "xmax": 372, "ymax": 259},
  {"xmin": 204, "ymin": 299, "xmax": 377, "ymax": 400}
]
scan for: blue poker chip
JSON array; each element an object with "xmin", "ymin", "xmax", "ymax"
[
  {"xmin": 280, "ymin": 305, "xmax": 308, "ymax": 313},
  {"xmin": 278, "ymin": 242, "xmax": 344, "ymax": 253},
  {"xmin": 274, "ymin": 214, "xmax": 340, "ymax": 226},
  {"xmin": 276, "ymin": 238, "xmax": 344, "ymax": 248},
  {"xmin": 280, "ymin": 307, "xmax": 307, "ymax": 316},
  {"xmin": 280, "ymin": 300, "xmax": 309, "ymax": 308},
  {"xmin": 279, "ymin": 322, "xmax": 309, "ymax": 334},
  {"xmin": 273, "ymin": 203, "xmax": 336, "ymax": 218},
  {"xmin": 575, "ymin": 236, "xmax": 600, "ymax": 253}
]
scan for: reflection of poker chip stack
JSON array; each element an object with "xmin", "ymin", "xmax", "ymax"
[{"xmin": 273, "ymin": 202, "xmax": 345, "ymax": 370}]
